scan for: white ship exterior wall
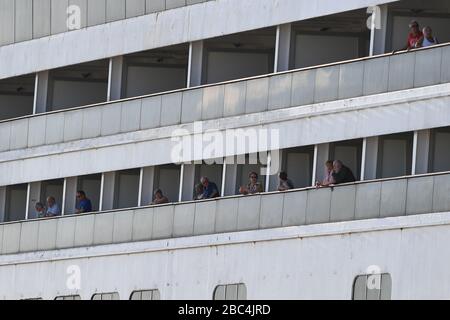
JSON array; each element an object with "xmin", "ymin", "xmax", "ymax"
[
  {"xmin": 0, "ymin": 82, "xmax": 448, "ymax": 186},
  {"xmin": 1, "ymin": 211, "xmax": 450, "ymax": 300},
  {"xmin": 0, "ymin": 0, "xmax": 398, "ymax": 80}
]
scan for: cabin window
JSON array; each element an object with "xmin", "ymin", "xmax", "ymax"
[
  {"xmin": 213, "ymin": 284, "xmax": 247, "ymax": 300},
  {"xmin": 130, "ymin": 289, "xmax": 160, "ymax": 300},
  {"xmin": 353, "ymin": 273, "xmax": 392, "ymax": 300},
  {"xmin": 91, "ymin": 292, "xmax": 120, "ymax": 300},
  {"xmin": 55, "ymin": 295, "xmax": 81, "ymax": 300}
]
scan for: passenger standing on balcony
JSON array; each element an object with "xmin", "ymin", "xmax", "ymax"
[
  {"xmin": 194, "ymin": 183, "xmax": 204, "ymax": 200},
  {"xmin": 46, "ymin": 196, "xmax": 61, "ymax": 217},
  {"xmin": 400, "ymin": 20, "xmax": 423, "ymax": 51},
  {"xmin": 417, "ymin": 26, "xmax": 439, "ymax": 48},
  {"xmin": 316, "ymin": 160, "xmax": 335, "ymax": 187},
  {"xmin": 277, "ymin": 172, "xmax": 294, "ymax": 191},
  {"xmin": 239, "ymin": 172, "xmax": 264, "ymax": 195},
  {"xmin": 200, "ymin": 177, "xmax": 220, "ymax": 199},
  {"xmin": 152, "ymin": 189, "xmax": 169, "ymax": 205},
  {"xmin": 75, "ymin": 190, "xmax": 92, "ymax": 214},
  {"xmin": 35, "ymin": 202, "xmax": 46, "ymax": 219},
  {"xmin": 332, "ymin": 160, "xmax": 356, "ymax": 185}
]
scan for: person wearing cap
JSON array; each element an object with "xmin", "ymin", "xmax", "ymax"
[{"xmin": 401, "ymin": 20, "xmax": 424, "ymax": 51}]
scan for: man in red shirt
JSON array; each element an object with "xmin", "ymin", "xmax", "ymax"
[{"xmin": 402, "ymin": 20, "xmax": 423, "ymax": 50}]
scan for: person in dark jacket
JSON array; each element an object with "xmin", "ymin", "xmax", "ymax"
[
  {"xmin": 332, "ymin": 160, "xmax": 356, "ymax": 184},
  {"xmin": 200, "ymin": 177, "xmax": 220, "ymax": 199}
]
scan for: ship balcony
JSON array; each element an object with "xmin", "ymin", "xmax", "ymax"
[
  {"xmin": 2, "ymin": 0, "xmax": 450, "ymax": 125},
  {"xmin": 0, "ymin": 171, "xmax": 449, "ymax": 255},
  {"xmin": 0, "ymin": 43, "xmax": 449, "ymax": 209},
  {"xmin": 0, "ymin": 43, "xmax": 449, "ymax": 154},
  {"xmin": 0, "ymin": 0, "xmax": 215, "ymax": 47}
]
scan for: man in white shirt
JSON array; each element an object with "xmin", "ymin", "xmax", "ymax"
[{"xmin": 46, "ymin": 196, "xmax": 61, "ymax": 217}]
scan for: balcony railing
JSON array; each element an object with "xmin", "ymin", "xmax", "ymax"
[
  {"xmin": 0, "ymin": 43, "xmax": 449, "ymax": 154},
  {"xmin": 0, "ymin": 171, "xmax": 449, "ymax": 255},
  {"xmin": 0, "ymin": 0, "xmax": 215, "ymax": 47}
]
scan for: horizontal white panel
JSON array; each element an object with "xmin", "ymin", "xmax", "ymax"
[
  {"xmin": 0, "ymin": 82, "xmax": 448, "ymax": 186},
  {"xmin": 0, "ymin": 0, "xmax": 398, "ymax": 79}
]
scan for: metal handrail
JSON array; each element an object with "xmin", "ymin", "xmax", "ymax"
[
  {"xmin": 0, "ymin": 42, "xmax": 448, "ymax": 125},
  {"xmin": 1, "ymin": 169, "xmax": 449, "ymax": 227},
  {"xmin": 0, "ymin": 0, "xmax": 215, "ymax": 50}
]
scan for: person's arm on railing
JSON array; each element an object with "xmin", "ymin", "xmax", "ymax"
[
  {"xmin": 415, "ymin": 36, "xmax": 425, "ymax": 48},
  {"xmin": 395, "ymin": 39, "xmax": 411, "ymax": 53}
]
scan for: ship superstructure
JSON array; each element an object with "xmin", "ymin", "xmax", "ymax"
[{"xmin": 0, "ymin": 0, "xmax": 449, "ymax": 300}]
